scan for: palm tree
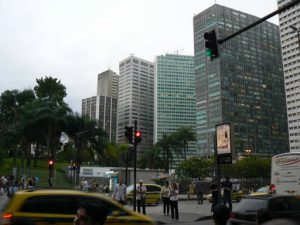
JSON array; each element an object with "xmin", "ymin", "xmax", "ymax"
[
  {"xmin": 174, "ymin": 127, "xmax": 196, "ymax": 161},
  {"xmin": 155, "ymin": 134, "xmax": 175, "ymax": 172}
]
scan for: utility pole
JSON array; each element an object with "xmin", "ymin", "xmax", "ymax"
[{"xmin": 133, "ymin": 120, "xmax": 137, "ymax": 211}]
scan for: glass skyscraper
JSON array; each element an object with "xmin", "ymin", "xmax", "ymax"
[
  {"xmin": 154, "ymin": 54, "xmax": 197, "ymax": 160},
  {"xmin": 193, "ymin": 4, "xmax": 289, "ymax": 157}
]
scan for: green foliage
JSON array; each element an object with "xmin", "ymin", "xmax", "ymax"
[
  {"xmin": 34, "ymin": 76, "xmax": 67, "ymax": 105},
  {"xmin": 138, "ymin": 146, "xmax": 164, "ymax": 169},
  {"xmin": 176, "ymin": 157, "xmax": 214, "ymax": 178}
]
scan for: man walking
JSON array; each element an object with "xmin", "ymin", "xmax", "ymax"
[
  {"xmin": 136, "ymin": 180, "xmax": 147, "ymax": 214},
  {"xmin": 221, "ymin": 176, "xmax": 232, "ymax": 211},
  {"xmin": 113, "ymin": 177, "xmax": 127, "ymax": 205},
  {"xmin": 195, "ymin": 178, "xmax": 203, "ymax": 204}
]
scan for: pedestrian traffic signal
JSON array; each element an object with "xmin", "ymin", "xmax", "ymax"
[
  {"xmin": 48, "ymin": 160, "xmax": 54, "ymax": 170},
  {"xmin": 204, "ymin": 29, "xmax": 219, "ymax": 60},
  {"xmin": 125, "ymin": 126, "xmax": 133, "ymax": 144},
  {"xmin": 134, "ymin": 130, "xmax": 142, "ymax": 144}
]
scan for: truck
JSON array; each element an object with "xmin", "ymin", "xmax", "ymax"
[{"xmin": 271, "ymin": 152, "xmax": 300, "ymax": 195}]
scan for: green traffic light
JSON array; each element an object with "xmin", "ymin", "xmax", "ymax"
[{"xmin": 206, "ymin": 48, "xmax": 212, "ymax": 57}]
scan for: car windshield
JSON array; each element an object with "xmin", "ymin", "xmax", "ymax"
[
  {"xmin": 127, "ymin": 185, "xmax": 134, "ymax": 193},
  {"xmin": 256, "ymin": 186, "xmax": 268, "ymax": 192},
  {"xmin": 235, "ymin": 198, "xmax": 267, "ymax": 212}
]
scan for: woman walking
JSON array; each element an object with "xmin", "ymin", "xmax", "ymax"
[
  {"xmin": 169, "ymin": 182, "xmax": 179, "ymax": 221},
  {"xmin": 161, "ymin": 181, "xmax": 170, "ymax": 216}
]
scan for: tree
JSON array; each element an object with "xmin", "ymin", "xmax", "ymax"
[
  {"xmin": 33, "ymin": 77, "xmax": 70, "ymax": 160},
  {"xmin": 174, "ymin": 127, "xmax": 196, "ymax": 161},
  {"xmin": 34, "ymin": 76, "xmax": 66, "ymax": 106},
  {"xmin": 138, "ymin": 146, "xmax": 164, "ymax": 169},
  {"xmin": 176, "ymin": 157, "xmax": 214, "ymax": 178},
  {"xmin": 155, "ymin": 133, "xmax": 175, "ymax": 172}
]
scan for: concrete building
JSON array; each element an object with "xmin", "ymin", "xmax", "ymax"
[
  {"xmin": 193, "ymin": 4, "xmax": 289, "ymax": 157},
  {"xmin": 277, "ymin": 0, "xmax": 300, "ymax": 152},
  {"xmin": 117, "ymin": 55, "xmax": 154, "ymax": 156},
  {"xmin": 82, "ymin": 69, "xmax": 118, "ymax": 143},
  {"xmin": 154, "ymin": 54, "xmax": 197, "ymax": 164}
]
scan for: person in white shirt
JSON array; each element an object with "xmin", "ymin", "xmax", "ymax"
[
  {"xmin": 169, "ymin": 182, "xmax": 179, "ymax": 220},
  {"xmin": 160, "ymin": 181, "xmax": 170, "ymax": 215},
  {"xmin": 113, "ymin": 177, "xmax": 127, "ymax": 205},
  {"xmin": 136, "ymin": 180, "xmax": 147, "ymax": 214}
]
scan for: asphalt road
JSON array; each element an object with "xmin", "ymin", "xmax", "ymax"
[{"xmin": 125, "ymin": 199, "xmax": 215, "ymax": 225}]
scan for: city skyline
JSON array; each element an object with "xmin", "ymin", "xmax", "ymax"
[{"xmin": 0, "ymin": 0, "xmax": 279, "ymax": 113}]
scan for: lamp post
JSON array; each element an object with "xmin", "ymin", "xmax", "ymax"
[{"xmin": 290, "ymin": 25, "xmax": 300, "ymax": 52}]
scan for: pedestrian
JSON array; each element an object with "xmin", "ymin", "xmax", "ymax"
[
  {"xmin": 187, "ymin": 182, "xmax": 195, "ymax": 200},
  {"xmin": 112, "ymin": 177, "xmax": 127, "ymax": 205},
  {"xmin": 210, "ymin": 178, "xmax": 219, "ymax": 213},
  {"xmin": 47, "ymin": 177, "xmax": 52, "ymax": 188},
  {"xmin": 74, "ymin": 201, "xmax": 108, "ymax": 225},
  {"xmin": 212, "ymin": 204, "xmax": 230, "ymax": 225},
  {"xmin": 74, "ymin": 215, "xmax": 93, "ymax": 225},
  {"xmin": 160, "ymin": 181, "xmax": 170, "ymax": 216},
  {"xmin": 221, "ymin": 176, "xmax": 232, "ymax": 211},
  {"xmin": 169, "ymin": 182, "xmax": 179, "ymax": 221},
  {"xmin": 136, "ymin": 179, "xmax": 147, "ymax": 214},
  {"xmin": 195, "ymin": 178, "xmax": 203, "ymax": 204}
]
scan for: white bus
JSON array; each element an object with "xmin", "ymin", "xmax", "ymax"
[{"xmin": 271, "ymin": 152, "xmax": 300, "ymax": 195}]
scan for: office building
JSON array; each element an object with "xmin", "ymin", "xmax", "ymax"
[
  {"xmin": 154, "ymin": 54, "xmax": 197, "ymax": 162},
  {"xmin": 117, "ymin": 55, "xmax": 154, "ymax": 156},
  {"xmin": 278, "ymin": 0, "xmax": 300, "ymax": 152},
  {"xmin": 82, "ymin": 69, "xmax": 118, "ymax": 143},
  {"xmin": 193, "ymin": 4, "xmax": 289, "ymax": 157}
]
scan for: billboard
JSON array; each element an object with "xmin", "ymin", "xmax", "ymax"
[{"xmin": 216, "ymin": 123, "xmax": 231, "ymax": 155}]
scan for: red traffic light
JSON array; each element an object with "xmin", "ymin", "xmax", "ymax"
[
  {"xmin": 48, "ymin": 160, "xmax": 54, "ymax": 165},
  {"xmin": 135, "ymin": 131, "xmax": 141, "ymax": 137}
]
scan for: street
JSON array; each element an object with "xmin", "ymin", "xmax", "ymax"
[{"xmin": 125, "ymin": 199, "xmax": 215, "ymax": 225}]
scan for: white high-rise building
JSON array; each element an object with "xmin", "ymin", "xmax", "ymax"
[
  {"xmin": 117, "ymin": 55, "xmax": 154, "ymax": 156},
  {"xmin": 278, "ymin": 0, "xmax": 300, "ymax": 152}
]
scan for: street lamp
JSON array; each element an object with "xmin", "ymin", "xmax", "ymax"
[{"xmin": 290, "ymin": 25, "xmax": 300, "ymax": 52}]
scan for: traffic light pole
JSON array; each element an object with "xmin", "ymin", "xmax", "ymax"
[
  {"xmin": 133, "ymin": 120, "xmax": 137, "ymax": 211},
  {"xmin": 218, "ymin": 0, "xmax": 300, "ymax": 45}
]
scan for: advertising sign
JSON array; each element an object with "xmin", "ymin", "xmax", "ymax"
[{"xmin": 216, "ymin": 123, "xmax": 231, "ymax": 155}]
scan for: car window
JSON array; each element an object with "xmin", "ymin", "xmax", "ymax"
[
  {"xmin": 20, "ymin": 195, "xmax": 78, "ymax": 214},
  {"xmin": 234, "ymin": 198, "xmax": 268, "ymax": 212},
  {"xmin": 256, "ymin": 186, "xmax": 268, "ymax": 192},
  {"xmin": 269, "ymin": 198, "xmax": 288, "ymax": 212},
  {"xmin": 146, "ymin": 185, "xmax": 160, "ymax": 192},
  {"xmin": 82, "ymin": 197, "xmax": 128, "ymax": 216},
  {"xmin": 285, "ymin": 197, "xmax": 300, "ymax": 210}
]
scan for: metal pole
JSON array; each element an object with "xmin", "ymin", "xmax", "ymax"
[
  {"xmin": 218, "ymin": 0, "xmax": 300, "ymax": 44},
  {"xmin": 133, "ymin": 120, "xmax": 137, "ymax": 211}
]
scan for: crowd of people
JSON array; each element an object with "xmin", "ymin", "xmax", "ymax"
[{"xmin": 0, "ymin": 175, "xmax": 38, "ymax": 197}]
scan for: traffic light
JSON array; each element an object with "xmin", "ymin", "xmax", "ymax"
[
  {"xmin": 124, "ymin": 126, "xmax": 133, "ymax": 144},
  {"xmin": 204, "ymin": 29, "xmax": 219, "ymax": 60},
  {"xmin": 134, "ymin": 130, "xmax": 142, "ymax": 144},
  {"xmin": 48, "ymin": 160, "xmax": 54, "ymax": 170}
]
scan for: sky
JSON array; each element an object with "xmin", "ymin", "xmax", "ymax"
[{"xmin": 0, "ymin": 0, "xmax": 279, "ymax": 113}]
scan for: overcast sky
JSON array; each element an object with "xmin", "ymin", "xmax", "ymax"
[{"xmin": 0, "ymin": 0, "xmax": 279, "ymax": 113}]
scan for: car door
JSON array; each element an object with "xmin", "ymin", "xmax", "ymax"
[{"xmin": 17, "ymin": 195, "xmax": 77, "ymax": 225}]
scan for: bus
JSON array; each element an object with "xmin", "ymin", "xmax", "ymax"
[{"xmin": 271, "ymin": 152, "xmax": 300, "ymax": 195}]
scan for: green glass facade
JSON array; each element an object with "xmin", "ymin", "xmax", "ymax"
[
  {"xmin": 193, "ymin": 4, "xmax": 289, "ymax": 157},
  {"xmin": 155, "ymin": 54, "xmax": 197, "ymax": 157}
]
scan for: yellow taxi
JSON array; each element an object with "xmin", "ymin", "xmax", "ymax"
[
  {"xmin": 249, "ymin": 185, "xmax": 276, "ymax": 196},
  {"xmin": 126, "ymin": 184, "xmax": 161, "ymax": 206},
  {"xmin": 0, "ymin": 189, "xmax": 155, "ymax": 225}
]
